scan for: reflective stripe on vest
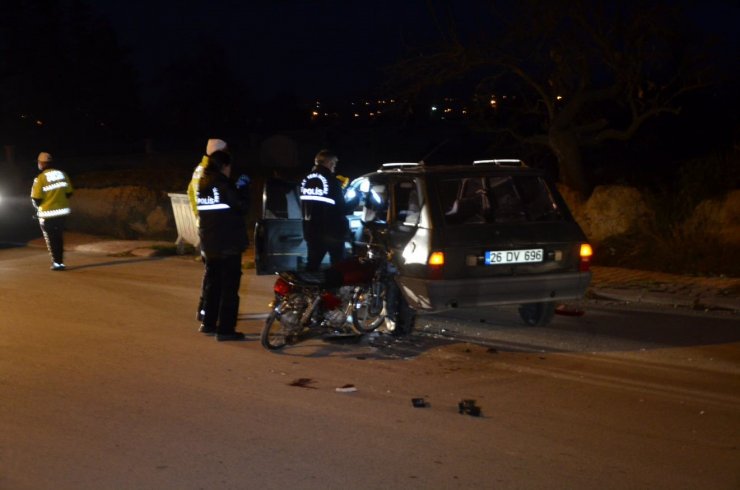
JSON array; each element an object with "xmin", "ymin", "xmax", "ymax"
[
  {"xmin": 196, "ymin": 187, "xmax": 231, "ymax": 211},
  {"xmin": 38, "ymin": 207, "xmax": 71, "ymax": 218},
  {"xmin": 197, "ymin": 203, "xmax": 230, "ymax": 211},
  {"xmin": 299, "ymin": 194, "xmax": 336, "ymax": 205},
  {"xmin": 42, "ymin": 181, "xmax": 69, "ymax": 192}
]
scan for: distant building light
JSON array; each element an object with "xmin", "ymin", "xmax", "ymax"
[
  {"xmin": 556, "ymin": 95, "xmax": 563, "ymax": 100},
  {"xmin": 354, "ymin": 113, "xmax": 359, "ymax": 117},
  {"xmin": 431, "ymin": 106, "xmax": 438, "ymax": 111},
  {"xmin": 36, "ymin": 120, "xmax": 43, "ymax": 126},
  {"xmin": 311, "ymin": 111, "xmax": 319, "ymax": 116}
]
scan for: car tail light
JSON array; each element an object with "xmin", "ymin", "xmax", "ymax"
[
  {"xmin": 321, "ymin": 291, "xmax": 342, "ymax": 310},
  {"xmin": 428, "ymin": 251, "xmax": 445, "ymax": 266},
  {"xmin": 428, "ymin": 251, "xmax": 445, "ymax": 280},
  {"xmin": 579, "ymin": 243, "xmax": 593, "ymax": 272},
  {"xmin": 273, "ymin": 277, "xmax": 292, "ymax": 297}
]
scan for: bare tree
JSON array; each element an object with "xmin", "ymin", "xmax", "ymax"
[{"xmin": 389, "ymin": 0, "xmax": 709, "ymax": 195}]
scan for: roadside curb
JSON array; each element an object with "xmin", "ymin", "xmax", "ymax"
[{"xmin": 589, "ymin": 287, "xmax": 740, "ymax": 313}]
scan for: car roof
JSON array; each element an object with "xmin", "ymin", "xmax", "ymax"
[{"xmin": 373, "ymin": 161, "xmax": 544, "ymax": 177}]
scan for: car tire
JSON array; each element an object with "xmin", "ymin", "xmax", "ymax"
[{"xmin": 518, "ymin": 302, "xmax": 556, "ymax": 327}]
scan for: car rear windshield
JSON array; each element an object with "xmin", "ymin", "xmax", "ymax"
[{"xmin": 438, "ymin": 175, "xmax": 563, "ymax": 225}]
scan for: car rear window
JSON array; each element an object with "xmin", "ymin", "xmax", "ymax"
[{"xmin": 438, "ymin": 175, "xmax": 563, "ymax": 225}]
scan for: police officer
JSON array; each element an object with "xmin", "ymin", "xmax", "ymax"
[
  {"xmin": 300, "ymin": 149, "xmax": 353, "ymax": 271},
  {"xmin": 188, "ymin": 138, "xmax": 227, "ymax": 321},
  {"xmin": 188, "ymin": 138, "xmax": 227, "ymax": 221},
  {"xmin": 196, "ymin": 150, "xmax": 250, "ymax": 341},
  {"xmin": 31, "ymin": 152, "xmax": 73, "ymax": 271}
]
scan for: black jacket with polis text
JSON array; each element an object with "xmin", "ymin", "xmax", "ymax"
[
  {"xmin": 299, "ymin": 165, "xmax": 350, "ymax": 241},
  {"xmin": 197, "ymin": 168, "xmax": 249, "ymax": 259}
]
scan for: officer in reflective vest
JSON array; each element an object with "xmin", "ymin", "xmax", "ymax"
[
  {"xmin": 188, "ymin": 138, "xmax": 228, "ymax": 222},
  {"xmin": 299, "ymin": 149, "xmax": 353, "ymax": 271},
  {"xmin": 196, "ymin": 150, "xmax": 250, "ymax": 341},
  {"xmin": 31, "ymin": 152, "xmax": 74, "ymax": 271},
  {"xmin": 188, "ymin": 138, "xmax": 227, "ymax": 321}
]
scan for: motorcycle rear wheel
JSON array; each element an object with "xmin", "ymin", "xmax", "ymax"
[{"xmin": 352, "ymin": 283, "xmax": 386, "ymax": 333}]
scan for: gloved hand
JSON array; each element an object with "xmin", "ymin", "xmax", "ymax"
[
  {"xmin": 336, "ymin": 174, "xmax": 349, "ymax": 189},
  {"xmin": 235, "ymin": 174, "xmax": 250, "ymax": 190}
]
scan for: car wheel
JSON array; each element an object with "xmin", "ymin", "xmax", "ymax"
[{"xmin": 518, "ymin": 302, "xmax": 556, "ymax": 327}]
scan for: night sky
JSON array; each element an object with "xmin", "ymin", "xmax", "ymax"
[
  {"xmin": 91, "ymin": 0, "xmax": 738, "ymax": 104},
  {"xmin": 92, "ymin": 0, "xmax": 482, "ymax": 101}
]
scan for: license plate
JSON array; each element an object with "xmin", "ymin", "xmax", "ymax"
[{"xmin": 485, "ymin": 249, "xmax": 543, "ymax": 265}]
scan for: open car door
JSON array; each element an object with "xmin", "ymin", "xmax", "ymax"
[
  {"xmin": 254, "ymin": 178, "xmax": 307, "ymax": 275},
  {"xmin": 255, "ymin": 176, "xmax": 364, "ymax": 274}
]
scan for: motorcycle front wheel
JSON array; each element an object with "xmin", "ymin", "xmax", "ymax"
[
  {"xmin": 352, "ymin": 283, "xmax": 387, "ymax": 333},
  {"xmin": 261, "ymin": 311, "xmax": 292, "ymax": 350}
]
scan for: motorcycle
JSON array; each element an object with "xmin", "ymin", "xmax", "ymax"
[{"xmin": 260, "ymin": 251, "xmax": 389, "ymax": 350}]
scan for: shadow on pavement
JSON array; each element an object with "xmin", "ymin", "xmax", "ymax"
[{"xmin": 64, "ymin": 256, "xmax": 166, "ymax": 270}]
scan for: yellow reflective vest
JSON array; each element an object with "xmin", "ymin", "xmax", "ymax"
[
  {"xmin": 187, "ymin": 155, "xmax": 209, "ymax": 218},
  {"xmin": 31, "ymin": 168, "xmax": 74, "ymax": 218}
]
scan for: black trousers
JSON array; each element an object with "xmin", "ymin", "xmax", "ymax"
[
  {"xmin": 40, "ymin": 216, "xmax": 66, "ymax": 264},
  {"xmin": 306, "ymin": 235, "xmax": 344, "ymax": 271},
  {"xmin": 201, "ymin": 254, "xmax": 243, "ymax": 334}
]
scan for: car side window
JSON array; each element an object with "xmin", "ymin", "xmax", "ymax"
[
  {"xmin": 392, "ymin": 179, "xmax": 421, "ymax": 226},
  {"xmin": 361, "ymin": 176, "xmax": 389, "ymax": 224},
  {"xmin": 263, "ymin": 178, "xmax": 301, "ymax": 219}
]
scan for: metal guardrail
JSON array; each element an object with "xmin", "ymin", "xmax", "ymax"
[{"xmin": 167, "ymin": 193, "xmax": 200, "ymax": 253}]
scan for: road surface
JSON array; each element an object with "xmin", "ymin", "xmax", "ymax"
[{"xmin": 1, "ymin": 245, "xmax": 739, "ymax": 489}]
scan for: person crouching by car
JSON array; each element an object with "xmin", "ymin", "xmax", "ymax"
[
  {"xmin": 196, "ymin": 150, "xmax": 250, "ymax": 341},
  {"xmin": 31, "ymin": 152, "xmax": 73, "ymax": 271}
]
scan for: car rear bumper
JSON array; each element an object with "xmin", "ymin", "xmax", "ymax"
[{"xmin": 397, "ymin": 271, "xmax": 592, "ymax": 311}]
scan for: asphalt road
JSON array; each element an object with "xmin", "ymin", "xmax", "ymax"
[{"xmin": 1, "ymin": 246, "xmax": 739, "ymax": 489}]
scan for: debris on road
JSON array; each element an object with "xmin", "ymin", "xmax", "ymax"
[
  {"xmin": 411, "ymin": 398, "xmax": 428, "ymax": 408},
  {"xmin": 555, "ymin": 304, "xmax": 585, "ymax": 316},
  {"xmin": 458, "ymin": 399, "xmax": 482, "ymax": 417},
  {"xmin": 289, "ymin": 378, "xmax": 317, "ymax": 389},
  {"xmin": 335, "ymin": 384, "xmax": 358, "ymax": 393}
]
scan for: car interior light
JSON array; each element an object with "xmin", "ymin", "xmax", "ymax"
[{"xmin": 428, "ymin": 251, "xmax": 445, "ymax": 266}]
